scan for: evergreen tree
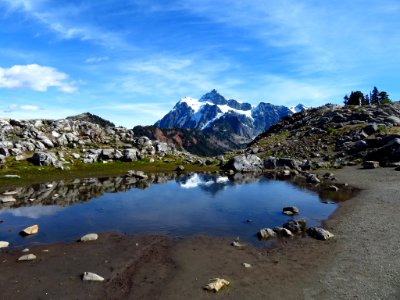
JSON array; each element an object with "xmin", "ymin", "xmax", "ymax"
[
  {"xmin": 370, "ymin": 86, "xmax": 379, "ymax": 105},
  {"xmin": 344, "ymin": 91, "xmax": 365, "ymax": 105},
  {"xmin": 378, "ymin": 91, "xmax": 391, "ymax": 104}
]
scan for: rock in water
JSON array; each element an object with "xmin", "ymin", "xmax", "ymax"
[
  {"xmin": 176, "ymin": 165, "xmax": 185, "ymax": 172},
  {"xmin": 0, "ymin": 241, "xmax": 9, "ymax": 248},
  {"xmin": 282, "ymin": 206, "xmax": 299, "ymax": 215},
  {"xmin": 204, "ymin": 278, "xmax": 230, "ymax": 292},
  {"xmin": 307, "ymin": 227, "xmax": 334, "ymax": 240},
  {"xmin": 82, "ymin": 272, "xmax": 105, "ymax": 282},
  {"xmin": 17, "ymin": 254, "xmax": 37, "ymax": 261},
  {"xmin": 21, "ymin": 224, "xmax": 39, "ymax": 235},
  {"xmin": 283, "ymin": 219, "xmax": 307, "ymax": 233},
  {"xmin": 257, "ymin": 228, "xmax": 277, "ymax": 239},
  {"xmin": 80, "ymin": 233, "xmax": 99, "ymax": 242}
]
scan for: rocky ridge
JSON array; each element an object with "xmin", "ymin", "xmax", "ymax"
[
  {"xmin": 0, "ymin": 117, "xmax": 203, "ymax": 169},
  {"xmin": 244, "ymin": 103, "xmax": 400, "ymax": 169}
]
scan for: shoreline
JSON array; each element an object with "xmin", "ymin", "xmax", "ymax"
[{"xmin": 0, "ymin": 166, "xmax": 399, "ymax": 299}]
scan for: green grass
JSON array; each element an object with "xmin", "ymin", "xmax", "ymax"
[{"xmin": 0, "ymin": 159, "xmax": 221, "ymax": 190}]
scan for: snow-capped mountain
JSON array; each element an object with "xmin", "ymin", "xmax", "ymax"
[{"xmin": 155, "ymin": 89, "xmax": 306, "ymax": 140}]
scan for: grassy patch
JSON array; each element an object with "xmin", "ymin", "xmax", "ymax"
[{"xmin": 0, "ymin": 159, "xmax": 221, "ymax": 190}]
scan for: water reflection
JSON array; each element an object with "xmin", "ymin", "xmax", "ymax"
[{"xmin": 0, "ymin": 173, "xmax": 354, "ymax": 248}]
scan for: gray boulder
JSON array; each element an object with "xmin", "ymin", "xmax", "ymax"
[
  {"xmin": 307, "ymin": 227, "xmax": 334, "ymax": 240},
  {"xmin": 226, "ymin": 154, "xmax": 263, "ymax": 172},
  {"xmin": 283, "ymin": 219, "xmax": 306, "ymax": 234},
  {"xmin": 122, "ymin": 149, "xmax": 138, "ymax": 162},
  {"xmin": 306, "ymin": 174, "xmax": 320, "ymax": 184},
  {"xmin": 30, "ymin": 152, "xmax": 59, "ymax": 166},
  {"xmin": 386, "ymin": 116, "xmax": 400, "ymax": 126}
]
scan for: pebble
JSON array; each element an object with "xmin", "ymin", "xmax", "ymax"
[
  {"xmin": 21, "ymin": 224, "xmax": 39, "ymax": 235},
  {"xmin": 46, "ymin": 184, "xmax": 53, "ymax": 188},
  {"xmin": 22, "ymin": 248, "xmax": 29, "ymax": 253},
  {"xmin": 204, "ymin": 278, "xmax": 230, "ymax": 292},
  {"xmin": 82, "ymin": 272, "xmax": 105, "ymax": 282},
  {"xmin": 2, "ymin": 191, "xmax": 17, "ymax": 196},
  {"xmin": 0, "ymin": 241, "xmax": 9, "ymax": 248},
  {"xmin": 17, "ymin": 254, "xmax": 37, "ymax": 261},
  {"xmin": 242, "ymin": 263, "xmax": 252, "ymax": 268},
  {"xmin": 80, "ymin": 233, "xmax": 99, "ymax": 242}
]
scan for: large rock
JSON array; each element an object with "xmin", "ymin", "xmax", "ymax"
[
  {"xmin": 21, "ymin": 224, "xmax": 39, "ymax": 235},
  {"xmin": 122, "ymin": 149, "xmax": 138, "ymax": 162},
  {"xmin": 0, "ymin": 241, "xmax": 9, "ymax": 248},
  {"xmin": 307, "ymin": 227, "xmax": 334, "ymax": 240},
  {"xmin": 226, "ymin": 154, "xmax": 263, "ymax": 172},
  {"xmin": 30, "ymin": 152, "xmax": 59, "ymax": 166},
  {"xmin": 386, "ymin": 116, "xmax": 400, "ymax": 126},
  {"xmin": 283, "ymin": 219, "xmax": 306, "ymax": 233}
]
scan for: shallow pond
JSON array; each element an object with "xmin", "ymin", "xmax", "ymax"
[{"xmin": 0, "ymin": 173, "xmax": 341, "ymax": 247}]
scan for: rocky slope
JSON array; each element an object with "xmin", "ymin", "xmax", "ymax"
[
  {"xmin": 132, "ymin": 126, "xmax": 233, "ymax": 156},
  {"xmin": 67, "ymin": 112, "xmax": 115, "ymax": 128},
  {"xmin": 155, "ymin": 89, "xmax": 305, "ymax": 149},
  {"xmin": 0, "ymin": 117, "xmax": 205, "ymax": 169},
  {"xmin": 245, "ymin": 103, "xmax": 400, "ymax": 169}
]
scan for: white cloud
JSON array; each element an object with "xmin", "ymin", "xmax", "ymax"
[
  {"xmin": 85, "ymin": 56, "xmax": 110, "ymax": 63},
  {"xmin": 6, "ymin": 104, "xmax": 40, "ymax": 112},
  {"xmin": 0, "ymin": 64, "xmax": 77, "ymax": 93}
]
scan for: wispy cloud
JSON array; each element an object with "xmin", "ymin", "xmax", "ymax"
[
  {"xmin": 85, "ymin": 56, "xmax": 110, "ymax": 64},
  {"xmin": 0, "ymin": 0, "xmax": 128, "ymax": 48},
  {"xmin": 5, "ymin": 104, "xmax": 40, "ymax": 112},
  {"xmin": 0, "ymin": 64, "xmax": 77, "ymax": 93}
]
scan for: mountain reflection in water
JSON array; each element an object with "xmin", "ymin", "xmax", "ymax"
[{"xmin": 0, "ymin": 173, "xmax": 344, "ymax": 247}]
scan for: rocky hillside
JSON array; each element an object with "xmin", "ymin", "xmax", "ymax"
[
  {"xmin": 0, "ymin": 117, "xmax": 206, "ymax": 169},
  {"xmin": 155, "ymin": 89, "xmax": 305, "ymax": 149},
  {"xmin": 246, "ymin": 103, "xmax": 400, "ymax": 169},
  {"xmin": 66, "ymin": 112, "xmax": 115, "ymax": 128},
  {"xmin": 132, "ymin": 126, "xmax": 234, "ymax": 156}
]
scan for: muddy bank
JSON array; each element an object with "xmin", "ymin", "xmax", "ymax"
[{"xmin": 0, "ymin": 166, "xmax": 399, "ymax": 299}]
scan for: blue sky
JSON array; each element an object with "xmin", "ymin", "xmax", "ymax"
[{"xmin": 0, "ymin": 0, "xmax": 399, "ymax": 127}]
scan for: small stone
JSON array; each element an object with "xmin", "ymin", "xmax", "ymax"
[
  {"xmin": 46, "ymin": 184, "xmax": 53, "ymax": 188},
  {"xmin": 204, "ymin": 278, "xmax": 230, "ymax": 292},
  {"xmin": 231, "ymin": 241, "xmax": 245, "ymax": 248},
  {"xmin": 306, "ymin": 174, "xmax": 320, "ymax": 184},
  {"xmin": 328, "ymin": 185, "xmax": 339, "ymax": 192},
  {"xmin": 176, "ymin": 165, "xmax": 185, "ymax": 172},
  {"xmin": 257, "ymin": 228, "xmax": 277, "ymax": 239},
  {"xmin": 28, "ymin": 198, "xmax": 35, "ymax": 202},
  {"xmin": 242, "ymin": 263, "xmax": 252, "ymax": 268},
  {"xmin": 80, "ymin": 233, "xmax": 98, "ymax": 242},
  {"xmin": 17, "ymin": 254, "xmax": 37, "ymax": 261},
  {"xmin": 21, "ymin": 224, "xmax": 39, "ymax": 235},
  {"xmin": 273, "ymin": 227, "xmax": 293, "ymax": 237},
  {"xmin": 22, "ymin": 248, "xmax": 29, "ymax": 253},
  {"xmin": 0, "ymin": 241, "xmax": 9, "ymax": 248},
  {"xmin": 82, "ymin": 272, "xmax": 105, "ymax": 282}
]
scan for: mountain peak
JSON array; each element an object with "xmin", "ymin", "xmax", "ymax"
[{"xmin": 199, "ymin": 89, "xmax": 228, "ymax": 105}]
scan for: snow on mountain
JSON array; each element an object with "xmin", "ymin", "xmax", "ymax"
[{"xmin": 155, "ymin": 90, "xmax": 306, "ymax": 140}]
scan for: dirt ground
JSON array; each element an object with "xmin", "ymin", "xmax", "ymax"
[{"xmin": 0, "ymin": 166, "xmax": 399, "ymax": 300}]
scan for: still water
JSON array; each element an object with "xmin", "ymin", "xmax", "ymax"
[{"xmin": 0, "ymin": 173, "xmax": 339, "ymax": 247}]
